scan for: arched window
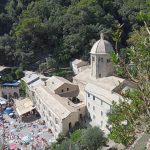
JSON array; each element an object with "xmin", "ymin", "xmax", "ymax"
[
  {"xmin": 92, "ymin": 56, "xmax": 95, "ymax": 61},
  {"xmin": 69, "ymin": 122, "xmax": 72, "ymax": 129}
]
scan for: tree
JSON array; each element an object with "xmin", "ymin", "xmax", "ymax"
[
  {"xmin": 39, "ymin": 63, "xmax": 47, "ymax": 73},
  {"xmin": 50, "ymin": 140, "xmax": 78, "ymax": 150},
  {"xmin": 15, "ymin": 68, "xmax": 24, "ymax": 79},
  {"xmin": 107, "ymin": 94, "xmax": 142, "ymax": 146},
  {"xmin": 19, "ymin": 80, "xmax": 26, "ymax": 97},
  {"xmin": 108, "ymin": 1, "xmax": 150, "ymax": 146},
  {"xmin": 70, "ymin": 129, "xmax": 82, "ymax": 143},
  {"xmin": 46, "ymin": 57, "xmax": 57, "ymax": 69},
  {"xmin": 112, "ymin": 23, "xmax": 124, "ymax": 53},
  {"xmin": 0, "ymin": 0, "xmax": 148, "ymax": 70},
  {"xmin": 49, "ymin": 127, "xmax": 107, "ymax": 150},
  {"xmin": 81, "ymin": 127, "xmax": 107, "ymax": 150},
  {"xmin": 15, "ymin": 17, "xmax": 50, "ymax": 69},
  {"xmin": 0, "ymin": 34, "xmax": 16, "ymax": 65}
]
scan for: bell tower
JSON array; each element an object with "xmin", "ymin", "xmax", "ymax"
[{"xmin": 90, "ymin": 33, "xmax": 114, "ymax": 79}]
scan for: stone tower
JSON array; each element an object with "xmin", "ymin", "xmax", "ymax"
[{"xmin": 90, "ymin": 33, "xmax": 114, "ymax": 79}]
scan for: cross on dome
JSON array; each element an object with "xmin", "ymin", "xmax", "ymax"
[{"xmin": 100, "ymin": 33, "xmax": 104, "ymax": 40}]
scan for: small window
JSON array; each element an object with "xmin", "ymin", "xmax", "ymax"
[
  {"xmin": 43, "ymin": 111, "xmax": 45, "ymax": 117},
  {"xmin": 107, "ymin": 59, "xmax": 110, "ymax": 63},
  {"xmin": 92, "ymin": 56, "xmax": 95, "ymax": 61},
  {"xmin": 55, "ymin": 118, "xmax": 58, "ymax": 124},
  {"xmin": 101, "ymin": 121, "xmax": 103, "ymax": 127},
  {"xmin": 101, "ymin": 58, "xmax": 103, "ymax": 62},
  {"xmin": 50, "ymin": 121, "xmax": 52, "ymax": 126},
  {"xmin": 101, "ymin": 111, "xmax": 103, "ymax": 116},
  {"xmin": 46, "ymin": 116, "xmax": 48, "ymax": 121},
  {"xmin": 99, "ymin": 74, "xmax": 101, "ymax": 77},
  {"xmin": 67, "ymin": 88, "xmax": 69, "ymax": 91},
  {"xmin": 61, "ymin": 89, "xmax": 64, "ymax": 92},
  {"xmin": 32, "ymin": 92, "xmax": 34, "ymax": 96},
  {"xmin": 93, "ymin": 106, "xmax": 95, "ymax": 111},
  {"xmin": 39, "ymin": 99, "xmax": 41, "ymax": 104},
  {"xmin": 43, "ymin": 105, "xmax": 46, "ymax": 110},
  {"xmin": 93, "ymin": 115, "xmax": 95, "ymax": 119},
  {"xmin": 98, "ymin": 58, "xmax": 100, "ymax": 62},
  {"xmin": 93, "ymin": 96, "xmax": 95, "ymax": 100},
  {"xmin": 49, "ymin": 111, "xmax": 51, "ymax": 116},
  {"xmin": 101, "ymin": 100, "xmax": 103, "ymax": 105},
  {"xmin": 88, "ymin": 93, "xmax": 90, "ymax": 97},
  {"xmin": 55, "ymin": 126, "xmax": 57, "ymax": 132}
]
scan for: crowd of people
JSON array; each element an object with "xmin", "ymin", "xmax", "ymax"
[{"xmin": 0, "ymin": 99, "xmax": 55, "ymax": 150}]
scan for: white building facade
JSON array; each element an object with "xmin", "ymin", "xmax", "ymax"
[
  {"xmin": 71, "ymin": 59, "xmax": 89, "ymax": 75},
  {"xmin": 73, "ymin": 34, "xmax": 126, "ymax": 134}
]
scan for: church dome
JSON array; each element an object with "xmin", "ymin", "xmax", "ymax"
[{"xmin": 90, "ymin": 33, "xmax": 114, "ymax": 54}]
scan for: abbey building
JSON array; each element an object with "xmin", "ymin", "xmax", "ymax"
[
  {"xmin": 21, "ymin": 34, "xmax": 133, "ymax": 138},
  {"xmin": 73, "ymin": 34, "xmax": 133, "ymax": 134}
]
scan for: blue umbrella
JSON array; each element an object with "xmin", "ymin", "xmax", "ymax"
[{"xmin": 4, "ymin": 107, "xmax": 13, "ymax": 114}]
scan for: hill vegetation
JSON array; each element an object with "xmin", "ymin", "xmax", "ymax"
[{"xmin": 0, "ymin": 0, "xmax": 146, "ymax": 71}]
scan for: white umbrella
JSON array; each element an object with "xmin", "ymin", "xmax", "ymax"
[
  {"xmin": 9, "ymin": 113, "xmax": 14, "ymax": 116},
  {"xmin": 0, "ymin": 101, "xmax": 6, "ymax": 105}
]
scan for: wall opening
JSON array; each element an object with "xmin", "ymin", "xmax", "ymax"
[{"xmin": 69, "ymin": 122, "xmax": 72, "ymax": 130}]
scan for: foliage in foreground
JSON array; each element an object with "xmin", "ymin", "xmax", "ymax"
[
  {"xmin": 49, "ymin": 127, "xmax": 107, "ymax": 150},
  {"xmin": 108, "ymin": 2, "xmax": 150, "ymax": 146}
]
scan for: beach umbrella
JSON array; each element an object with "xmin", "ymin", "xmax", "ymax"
[
  {"xmin": 10, "ymin": 129, "xmax": 16, "ymax": 132},
  {"xmin": 4, "ymin": 107, "xmax": 13, "ymax": 114},
  {"xmin": 9, "ymin": 143, "xmax": 16, "ymax": 150},
  {"xmin": 19, "ymin": 134, "xmax": 24, "ymax": 138},
  {"xmin": 9, "ymin": 113, "xmax": 14, "ymax": 116},
  {"xmin": 27, "ymin": 134, "xmax": 33, "ymax": 139},
  {"xmin": 22, "ymin": 136, "xmax": 30, "ymax": 143}
]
